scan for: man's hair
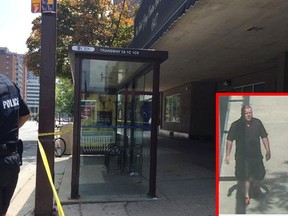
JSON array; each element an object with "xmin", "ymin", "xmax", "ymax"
[{"xmin": 241, "ymin": 105, "xmax": 252, "ymax": 116}]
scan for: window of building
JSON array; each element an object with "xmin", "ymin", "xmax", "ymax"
[
  {"xmin": 233, "ymin": 82, "xmax": 265, "ymax": 92},
  {"xmin": 165, "ymin": 94, "xmax": 180, "ymax": 122}
]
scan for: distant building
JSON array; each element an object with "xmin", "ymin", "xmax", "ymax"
[
  {"xmin": 16, "ymin": 54, "xmax": 27, "ymax": 99},
  {"xmin": 26, "ymin": 71, "xmax": 40, "ymax": 115},
  {"xmin": 0, "ymin": 47, "xmax": 27, "ymax": 99},
  {"xmin": 0, "ymin": 47, "xmax": 17, "ymax": 80}
]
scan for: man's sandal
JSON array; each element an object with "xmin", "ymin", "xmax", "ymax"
[{"xmin": 245, "ymin": 196, "xmax": 250, "ymax": 206}]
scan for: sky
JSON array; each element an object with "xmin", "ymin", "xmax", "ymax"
[{"xmin": 0, "ymin": 0, "xmax": 39, "ymax": 54}]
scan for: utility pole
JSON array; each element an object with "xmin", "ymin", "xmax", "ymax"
[{"xmin": 35, "ymin": 0, "xmax": 57, "ymax": 215}]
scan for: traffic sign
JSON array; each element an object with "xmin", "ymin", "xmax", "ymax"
[
  {"xmin": 31, "ymin": 0, "xmax": 41, "ymax": 13},
  {"xmin": 41, "ymin": 0, "xmax": 56, "ymax": 13}
]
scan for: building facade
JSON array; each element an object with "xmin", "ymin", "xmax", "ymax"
[
  {"xmin": 26, "ymin": 71, "xmax": 40, "ymax": 116},
  {"xmin": 15, "ymin": 54, "xmax": 27, "ymax": 99},
  {"xmin": 129, "ymin": 0, "xmax": 288, "ymax": 140},
  {"xmin": 0, "ymin": 47, "xmax": 17, "ymax": 80},
  {"xmin": 0, "ymin": 47, "xmax": 27, "ymax": 99}
]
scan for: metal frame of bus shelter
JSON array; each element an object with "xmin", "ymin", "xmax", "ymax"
[{"xmin": 68, "ymin": 45, "xmax": 168, "ymax": 199}]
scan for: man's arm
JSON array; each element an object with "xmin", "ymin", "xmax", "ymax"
[
  {"xmin": 19, "ymin": 113, "xmax": 31, "ymax": 128},
  {"xmin": 225, "ymin": 139, "xmax": 233, "ymax": 164},
  {"xmin": 262, "ymin": 137, "xmax": 271, "ymax": 161}
]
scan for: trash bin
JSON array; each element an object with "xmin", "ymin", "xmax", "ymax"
[{"xmin": 60, "ymin": 123, "xmax": 73, "ymax": 155}]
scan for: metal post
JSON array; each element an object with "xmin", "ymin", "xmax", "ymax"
[
  {"xmin": 71, "ymin": 58, "xmax": 81, "ymax": 199},
  {"xmin": 35, "ymin": 4, "xmax": 57, "ymax": 215},
  {"xmin": 243, "ymin": 96, "xmax": 250, "ymax": 106},
  {"xmin": 148, "ymin": 63, "xmax": 160, "ymax": 198},
  {"xmin": 123, "ymin": 86, "xmax": 128, "ymax": 169},
  {"xmin": 129, "ymin": 81, "xmax": 136, "ymax": 172}
]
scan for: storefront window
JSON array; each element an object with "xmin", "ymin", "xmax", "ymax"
[
  {"xmin": 233, "ymin": 82, "xmax": 265, "ymax": 92},
  {"xmin": 165, "ymin": 94, "xmax": 180, "ymax": 122}
]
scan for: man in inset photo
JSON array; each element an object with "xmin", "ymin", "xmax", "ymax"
[{"xmin": 225, "ymin": 104, "xmax": 271, "ymax": 206}]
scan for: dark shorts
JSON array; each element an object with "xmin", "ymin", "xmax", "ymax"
[
  {"xmin": 0, "ymin": 152, "xmax": 20, "ymax": 214},
  {"xmin": 235, "ymin": 157, "xmax": 265, "ymax": 181}
]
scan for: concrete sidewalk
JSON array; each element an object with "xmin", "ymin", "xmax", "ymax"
[
  {"xmin": 11, "ymin": 122, "xmax": 215, "ymax": 216},
  {"xmin": 57, "ymin": 136, "xmax": 215, "ymax": 216},
  {"xmin": 219, "ymin": 96, "xmax": 288, "ymax": 214}
]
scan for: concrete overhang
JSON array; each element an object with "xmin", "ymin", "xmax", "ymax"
[{"xmin": 134, "ymin": 0, "xmax": 288, "ymax": 91}]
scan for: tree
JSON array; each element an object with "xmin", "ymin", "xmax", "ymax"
[
  {"xmin": 55, "ymin": 77, "xmax": 74, "ymax": 119},
  {"xmin": 25, "ymin": 0, "xmax": 136, "ymax": 79}
]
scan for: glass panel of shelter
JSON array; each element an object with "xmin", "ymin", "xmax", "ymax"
[
  {"xmin": 79, "ymin": 58, "xmax": 152, "ymax": 196},
  {"xmin": 133, "ymin": 71, "xmax": 153, "ymax": 181}
]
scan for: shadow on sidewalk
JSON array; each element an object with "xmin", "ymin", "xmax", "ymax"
[{"xmin": 249, "ymin": 169, "xmax": 288, "ymax": 213}]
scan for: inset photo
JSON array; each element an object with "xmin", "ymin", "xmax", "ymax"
[{"xmin": 217, "ymin": 93, "xmax": 288, "ymax": 215}]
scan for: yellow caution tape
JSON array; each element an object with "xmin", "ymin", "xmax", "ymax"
[
  {"xmin": 38, "ymin": 140, "xmax": 65, "ymax": 216},
  {"xmin": 38, "ymin": 125, "xmax": 73, "ymax": 137}
]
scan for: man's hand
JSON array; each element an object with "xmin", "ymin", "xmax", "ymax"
[
  {"xmin": 266, "ymin": 151, "xmax": 271, "ymax": 161},
  {"xmin": 225, "ymin": 140, "xmax": 233, "ymax": 165},
  {"xmin": 262, "ymin": 137, "xmax": 271, "ymax": 161},
  {"xmin": 225, "ymin": 155, "xmax": 231, "ymax": 164}
]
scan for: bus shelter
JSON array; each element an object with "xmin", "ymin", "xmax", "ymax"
[{"xmin": 68, "ymin": 45, "xmax": 168, "ymax": 200}]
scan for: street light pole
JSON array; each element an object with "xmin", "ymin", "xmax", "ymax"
[{"xmin": 35, "ymin": 0, "xmax": 57, "ymax": 215}]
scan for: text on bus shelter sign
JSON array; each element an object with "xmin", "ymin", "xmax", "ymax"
[{"xmin": 71, "ymin": 46, "xmax": 141, "ymax": 56}]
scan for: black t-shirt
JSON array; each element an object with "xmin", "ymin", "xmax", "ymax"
[
  {"xmin": 0, "ymin": 74, "xmax": 30, "ymax": 141},
  {"xmin": 227, "ymin": 117, "xmax": 268, "ymax": 159}
]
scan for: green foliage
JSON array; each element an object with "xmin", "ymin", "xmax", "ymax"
[
  {"xmin": 55, "ymin": 77, "xmax": 74, "ymax": 117},
  {"xmin": 25, "ymin": 0, "xmax": 136, "ymax": 79}
]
